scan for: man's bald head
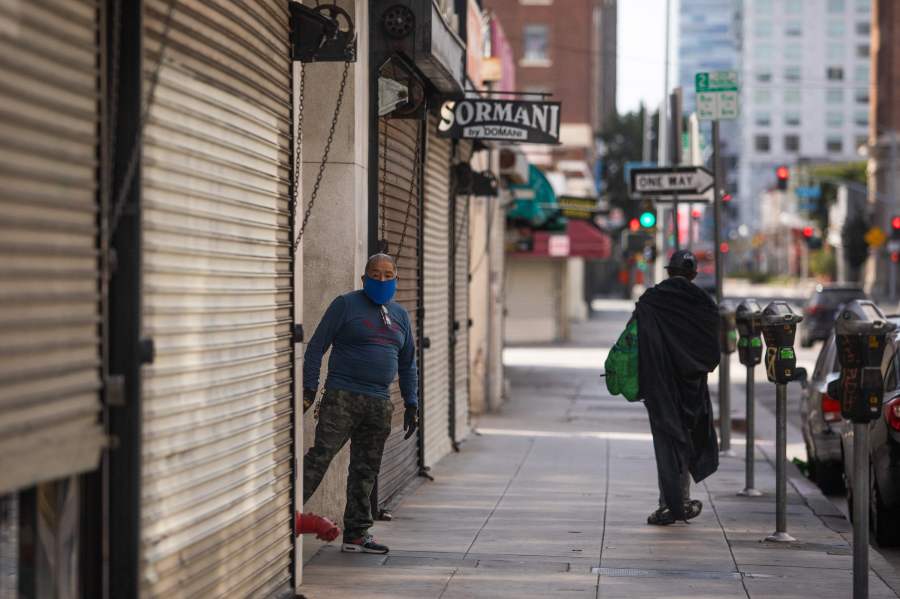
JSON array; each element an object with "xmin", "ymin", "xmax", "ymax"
[{"xmin": 363, "ymin": 253, "xmax": 397, "ymax": 282}]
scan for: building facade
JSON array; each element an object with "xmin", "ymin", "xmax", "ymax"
[
  {"xmin": 738, "ymin": 0, "xmax": 872, "ymax": 229},
  {"xmin": 866, "ymin": 0, "xmax": 900, "ymax": 297}
]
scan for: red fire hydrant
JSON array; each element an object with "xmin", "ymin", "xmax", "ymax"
[{"xmin": 294, "ymin": 512, "xmax": 340, "ymax": 542}]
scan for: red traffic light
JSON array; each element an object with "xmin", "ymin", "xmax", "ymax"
[
  {"xmin": 720, "ymin": 241, "xmax": 730, "ymax": 254},
  {"xmin": 776, "ymin": 166, "xmax": 789, "ymax": 180},
  {"xmin": 691, "ymin": 208, "xmax": 702, "ymax": 219},
  {"xmin": 802, "ymin": 226, "xmax": 814, "ymax": 238},
  {"xmin": 893, "ymin": 252, "xmax": 900, "ymax": 264},
  {"xmin": 722, "ymin": 193, "xmax": 732, "ymax": 203},
  {"xmin": 892, "ymin": 216, "xmax": 900, "ymax": 230},
  {"xmin": 629, "ymin": 218, "xmax": 640, "ymax": 232}
]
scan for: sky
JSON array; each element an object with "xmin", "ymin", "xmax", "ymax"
[{"xmin": 617, "ymin": 0, "xmax": 671, "ymax": 115}]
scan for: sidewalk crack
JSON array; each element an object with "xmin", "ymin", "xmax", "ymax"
[
  {"xmin": 703, "ymin": 480, "xmax": 751, "ymax": 598},
  {"xmin": 595, "ymin": 437, "xmax": 610, "ymax": 599},
  {"xmin": 462, "ymin": 437, "xmax": 536, "ymax": 558}
]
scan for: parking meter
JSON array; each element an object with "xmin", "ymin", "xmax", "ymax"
[
  {"xmin": 719, "ymin": 301, "xmax": 738, "ymax": 354},
  {"xmin": 827, "ymin": 300, "xmax": 896, "ymax": 598},
  {"xmin": 761, "ymin": 301, "xmax": 802, "ymax": 384},
  {"xmin": 828, "ymin": 300, "xmax": 896, "ymax": 422},
  {"xmin": 736, "ymin": 299, "xmax": 764, "ymax": 367},
  {"xmin": 762, "ymin": 300, "xmax": 803, "ymax": 543}
]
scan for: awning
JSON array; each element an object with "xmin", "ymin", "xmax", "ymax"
[{"xmin": 515, "ymin": 220, "xmax": 611, "ymax": 259}]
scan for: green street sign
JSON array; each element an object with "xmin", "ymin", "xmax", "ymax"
[{"xmin": 695, "ymin": 70, "xmax": 739, "ymax": 93}]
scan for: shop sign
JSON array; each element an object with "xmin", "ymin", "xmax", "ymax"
[
  {"xmin": 438, "ymin": 99, "xmax": 561, "ymax": 144},
  {"xmin": 559, "ymin": 196, "xmax": 598, "ymax": 220}
]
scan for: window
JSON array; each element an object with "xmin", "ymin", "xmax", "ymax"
[
  {"xmin": 756, "ymin": 68, "xmax": 773, "ymax": 83},
  {"xmin": 886, "ymin": 356, "xmax": 899, "ymax": 392},
  {"xmin": 856, "ymin": 89, "xmax": 870, "ymax": 104},
  {"xmin": 827, "ymin": 66, "xmax": 845, "ymax": 80},
  {"xmin": 756, "ymin": 44, "xmax": 774, "ymax": 61},
  {"xmin": 855, "ymin": 111, "xmax": 869, "ymax": 127},
  {"xmin": 827, "ymin": 89, "xmax": 845, "ymax": 104},
  {"xmin": 827, "ymin": 135, "xmax": 844, "ymax": 153},
  {"xmin": 828, "ymin": 0, "xmax": 845, "ymax": 12},
  {"xmin": 755, "ymin": 0, "xmax": 773, "ymax": 13},
  {"xmin": 785, "ymin": 44, "xmax": 803, "ymax": 61},
  {"xmin": 784, "ymin": 88, "xmax": 801, "ymax": 104},
  {"xmin": 857, "ymin": 44, "xmax": 870, "ymax": 58},
  {"xmin": 522, "ymin": 24, "xmax": 549, "ymax": 62},
  {"xmin": 784, "ymin": 134, "xmax": 800, "ymax": 152},
  {"xmin": 785, "ymin": 21, "xmax": 802, "ymax": 37},
  {"xmin": 755, "ymin": 134, "xmax": 771, "ymax": 152},
  {"xmin": 855, "ymin": 65, "xmax": 870, "ymax": 82},
  {"xmin": 755, "ymin": 20, "xmax": 773, "ymax": 37},
  {"xmin": 754, "ymin": 89, "xmax": 772, "ymax": 104},
  {"xmin": 856, "ymin": 0, "xmax": 870, "ymax": 13},
  {"xmin": 856, "ymin": 22, "xmax": 870, "ymax": 35},
  {"xmin": 755, "ymin": 111, "xmax": 771, "ymax": 126},
  {"xmin": 827, "ymin": 112, "xmax": 844, "ymax": 127},
  {"xmin": 784, "ymin": 65, "xmax": 801, "ymax": 81},
  {"xmin": 827, "ymin": 44, "xmax": 844, "ymax": 61},
  {"xmin": 828, "ymin": 20, "xmax": 846, "ymax": 37},
  {"xmin": 785, "ymin": 0, "xmax": 802, "ymax": 13},
  {"xmin": 785, "ymin": 112, "xmax": 801, "ymax": 126}
]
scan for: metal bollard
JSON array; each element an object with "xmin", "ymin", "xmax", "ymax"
[
  {"xmin": 760, "ymin": 301, "xmax": 803, "ymax": 543},
  {"xmin": 736, "ymin": 300, "xmax": 764, "ymax": 497}
]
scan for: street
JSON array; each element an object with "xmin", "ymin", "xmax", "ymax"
[{"xmin": 299, "ymin": 298, "xmax": 900, "ymax": 598}]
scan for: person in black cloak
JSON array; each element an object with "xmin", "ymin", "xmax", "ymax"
[{"xmin": 635, "ymin": 250, "xmax": 720, "ymax": 525}]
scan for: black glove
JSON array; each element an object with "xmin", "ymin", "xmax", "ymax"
[
  {"xmin": 403, "ymin": 405, "xmax": 419, "ymax": 440},
  {"xmin": 303, "ymin": 388, "xmax": 317, "ymax": 414}
]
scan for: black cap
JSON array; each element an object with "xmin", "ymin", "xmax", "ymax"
[{"xmin": 666, "ymin": 250, "xmax": 698, "ymax": 276}]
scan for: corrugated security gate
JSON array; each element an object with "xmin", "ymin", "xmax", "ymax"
[
  {"xmin": 422, "ymin": 115, "xmax": 451, "ymax": 467},
  {"xmin": 0, "ymin": 1, "xmax": 106, "ymax": 493},
  {"xmin": 451, "ymin": 143, "xmax": 471, "ymax": 444},
  {"xmin": 376, "ymin": 116, "xmax": 423, "ymax": 507},
  {"xmin": 139, "ymin": 2, "xmax": 294, "ymax": 596}
]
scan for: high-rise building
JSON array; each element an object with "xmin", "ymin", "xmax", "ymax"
[
  {"xmin": 679, "ymin": 0, "xmax": 741, "ymax": 114},
  {"xmin": 738, "ymin": 0, "xmax": 872, "ymax": 227}
]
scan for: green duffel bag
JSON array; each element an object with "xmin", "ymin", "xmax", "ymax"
[{"xmin": 604, "ymin": 317, "xmax": 640, "ymax": 402}]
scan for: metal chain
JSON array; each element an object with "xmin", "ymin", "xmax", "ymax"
[
  {"xmin": 293, "ymin": 60, "xmax": 351, "ymax": 249},
  {"xmin": 395, "ymin": 118, "xmax": 423, "ymax": 259},
  {"xmin": 291, "ymin": 62, "xmax": 306, "ymax": 249},
  {"xmin": 378, "ymin": 118, "xmax": 390, "ymax": 252},
  {"xmin": 107, "ymin": 0, "xmax": 178, "ymax": 243}
]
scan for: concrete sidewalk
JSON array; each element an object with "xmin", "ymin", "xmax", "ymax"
[{"xmin": 298, "ymin": 317, "xmax": 900, "ymax": 598}]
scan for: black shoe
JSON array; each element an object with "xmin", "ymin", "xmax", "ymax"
[
  {"xmin": 683, "ymin": 499, "xmax": 703, "ymax": 521},
  {"xmin": 647, "ymin": 507, "xmax": 676, "ymax": 525},
  {"xmin": 341, "ymin": 534, "xmax": 389, "ymax": 554}
]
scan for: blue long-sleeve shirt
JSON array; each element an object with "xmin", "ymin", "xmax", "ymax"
[{"xmin": 303, "ymin": 290, "xmax": 418, "ymax": 407}]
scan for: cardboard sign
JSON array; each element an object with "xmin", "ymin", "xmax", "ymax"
[{"xmin": 437, "ymin": 99, "xmax": 561, "ymax": 144}]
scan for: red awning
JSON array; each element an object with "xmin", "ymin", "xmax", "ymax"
[
  {"xmin": 567, "ymin": 220, "xmax": 611, "ymax": 259},
  {"xmin": 515, "ymin": 221, "xmax": 611, "ymax": 259}
]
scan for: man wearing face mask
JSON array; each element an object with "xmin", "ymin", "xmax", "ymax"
[{"xmin": 301, "ymin": 253, "xmax": 418, "ymax": 554}]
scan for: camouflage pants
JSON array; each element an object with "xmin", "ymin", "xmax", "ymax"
[{"xmin": 303, "ymin": 389, "xmax": 394, "ymax": 539}]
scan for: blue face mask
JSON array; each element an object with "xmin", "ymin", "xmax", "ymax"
[{"xmin": 363, "ymin": 276, "xmax": 397, "ymax": 305}]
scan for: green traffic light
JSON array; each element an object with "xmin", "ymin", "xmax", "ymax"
[{"xmin": 639, "ymin": 211, "xmax": 656, "ymax": 228}]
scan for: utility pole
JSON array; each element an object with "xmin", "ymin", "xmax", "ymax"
[{"xmin": 670, "ymin": 88, "xmax": 683, "ymax": 251}]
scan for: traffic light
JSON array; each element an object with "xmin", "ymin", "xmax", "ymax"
[
  {"xmin": 802, "ymin": 226, "xmax": 814, "ymax": 239},
  {"xmin": 629, "ymin": 218, "xmax": 641, "ymax": 232},
  {"xmin": 720, "ymin": 241, "xmax": 730, "ymax": 254},
  {"xmin": 639, "ymin": 210, "xmax": 656, "ymax": 228},
  {"xmin": 776, "ymin": 165, "xmax": 789, "ymax": 191},
  {"xmin": 722, "ymin": 193, "xmax": 733, "ymax": 203},
  {"xmin": 892, "ymin": 216, "xmax": 900, "ymax": 240},
  {"xmin": 802, "ymin": 226, "xmax": 822, "ymax": 249}
]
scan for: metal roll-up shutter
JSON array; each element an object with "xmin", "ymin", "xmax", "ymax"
[
  {"xmin": 376, "ymin": 116, "xmax": 422, "ymax": 507},
  {"xmin": 0, "ymin": 0, "xmax": 106, "ymax": 494},
  {"xmin": 452, "ymin": 145, "xmax": 471, "ymax": 444},
  {"xmin": 422, "ymin": 116, "xmax": 451, "ymax": 467},
  {"xmin": 140, "ymin": 2, "xmax": 293, "ymax": 597}
]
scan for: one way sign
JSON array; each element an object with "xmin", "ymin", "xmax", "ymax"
[{"xmin": 629, "ymin": 166, "xmax": 714, "ymax": 197}]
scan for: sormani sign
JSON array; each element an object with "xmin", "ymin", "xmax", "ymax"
[{"xmin": 437, "ymin": 99, "xmax": 562, "ymax": 144}]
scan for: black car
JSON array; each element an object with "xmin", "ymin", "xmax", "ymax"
[
  {"xmin": 800, "ymin": 333, "xmax": 845, "ymax": 493},
  {"xmin": 841, "ymin": 316, "xmax": 900, "ymax": 546},
  {"xmin": 799, "ymin": 284, "xmax": 868, "ymax": 347}
]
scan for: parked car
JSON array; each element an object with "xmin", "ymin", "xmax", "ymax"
[
  {"xmin": 841, "ymin": 315, "xmax": 900, "ymax": 546},
  {"xmin": 800, "ymin": 332, "xmax": 845, "ymax": 493},
  {"xmin": 799, "ymin": 284, "xmax": 869, "ymax": 347}
]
